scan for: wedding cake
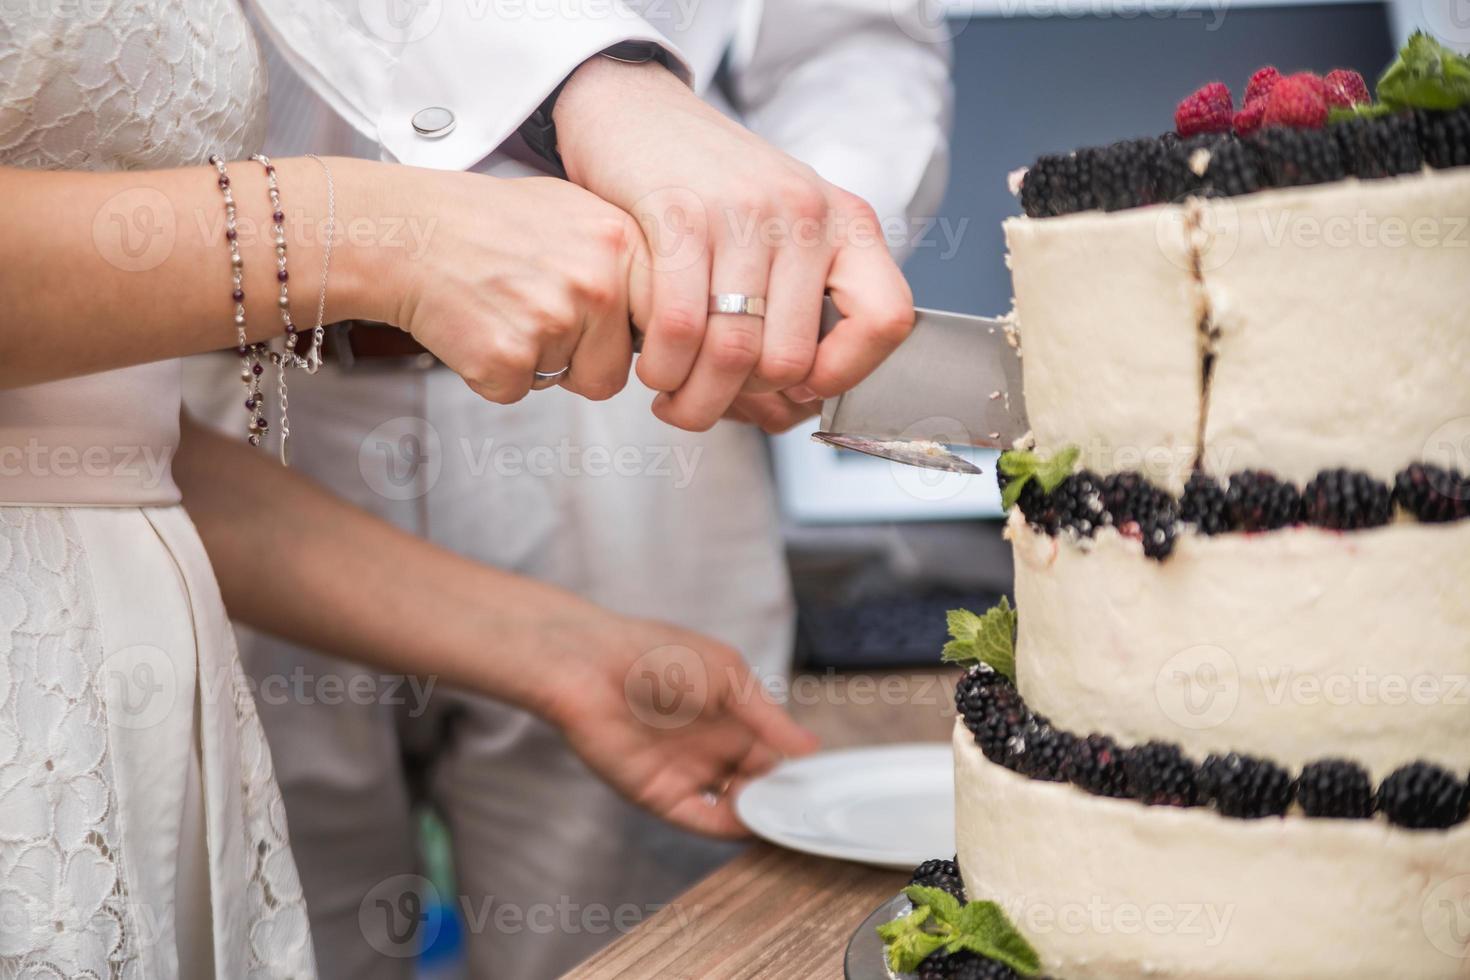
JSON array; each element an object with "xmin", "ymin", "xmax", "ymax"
[{"xmin": 882, "ymin": 36, "xmax": 1470, "ymax": 980}]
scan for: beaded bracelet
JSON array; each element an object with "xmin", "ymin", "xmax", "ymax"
[{"xmin": 207, "ymin": 154, "xmax": 269, "ymax": 446}]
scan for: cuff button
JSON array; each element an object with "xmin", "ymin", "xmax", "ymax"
[{"xmin": 411, "ymin": 107, "xmax": 456, "ymax": 139}]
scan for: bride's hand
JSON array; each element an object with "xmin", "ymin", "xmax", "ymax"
[
  {"xmin": 530, "ymin": 612, "xmax": 819, "ymax": 838},
  {"xmin": 350, "ymin": 166, "xmax": 650, "ymax": 405}
]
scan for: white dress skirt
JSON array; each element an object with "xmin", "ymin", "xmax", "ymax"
[{"xmin": 1, "ymin": 2, "xmax": 317, "ymax": 975}]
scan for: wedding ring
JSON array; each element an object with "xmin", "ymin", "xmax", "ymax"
[
  {"xmin": 531, "ymin": 366, "xmax": 570, "ymax": 390},
  {"xmin": 708, "ymin": 294, "xmax": 766, "ymax": 317}
]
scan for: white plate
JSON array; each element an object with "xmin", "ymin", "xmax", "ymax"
[{"xmin": 735, "ymin": 743, "xmax": 954, "ymax": 870}]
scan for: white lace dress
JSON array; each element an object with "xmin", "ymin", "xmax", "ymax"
[{"xmin": 0, "ymin": 2, "xmax": 316, "ymax": 977}]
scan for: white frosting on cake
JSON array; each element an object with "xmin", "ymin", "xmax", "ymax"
[
  {"xmin": 1005, "ymin": 204, "xmax": 1203, "ymax": 492},
  {"xmin": 1004, "ymin": 167, "xmax": 1470, "ymax": 487},
  {"xmin": 954, "ymin": 722, "xmax": 1470, "ymax": 980},
  {"xmin": 1009, "ymin": 511, "xmax": 1470, "ymax": 777},
  {"xmin": 1198, "ymin": 169, "xmax": 1470, "ymax": 483}
]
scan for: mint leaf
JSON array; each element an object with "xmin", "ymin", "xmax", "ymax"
[
  {"xmin": 877, "ymin": 908, "xmax": 947, "ymax": 973},
  {"xmin": 998, "ymin": 446, "xmax": 1079, "ymax": 510},
  {"xmin": 1377, "ymin": 31, "xmax": 1470, "ymax": 110},
  {"xmin": 1328, "ymin": 102, "xmax": 1393, "ymax": 124},
  {"xmin": 878, "ymin": 890, "xmax": 1044, "ymax": 977},
  {"xmin": 904, "ymin": 885, "xmax": 964, "ymax": 926},
  {"xmin": 940, "ymin": 598, "xmax": 1017, "ymax": 681},
  {"xmin": 953, "ymin": 902, "xmax": 1044, "ymax": 976}
]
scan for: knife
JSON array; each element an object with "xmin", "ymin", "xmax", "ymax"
[{"xmin": 811, "ymin": 297, "xmax": 1027, "ymax": 474}]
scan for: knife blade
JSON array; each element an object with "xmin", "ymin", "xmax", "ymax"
[{"xmin": 811, "ymin": 300, "xmax": 1027, "ymax": 474}]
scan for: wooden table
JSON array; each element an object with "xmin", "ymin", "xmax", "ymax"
[{"xmin": 564, "ymin": 669, "xmax": 960, "ymax": 980}]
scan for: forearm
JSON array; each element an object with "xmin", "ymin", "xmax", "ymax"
[
  {"xmin": 0, "ymin": 157, "xmax": 390, "ymax": 388},
  {"xmin": 174, "ymin": 413, "xmax": 585, "ymax": 718}
]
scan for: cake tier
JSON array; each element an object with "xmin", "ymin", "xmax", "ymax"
[
  {"xmin": 1005, "ymin": 166, "xmax": 1470, "ymax": 491},
  {"xmin": 1010, "ymin": 511, "xmax": 1470, "ymax": 777},
  {"xmin": 954, "ymin": 723, "xmax": 1470, "ymax": 979}
]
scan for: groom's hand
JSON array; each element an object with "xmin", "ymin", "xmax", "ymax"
[{"xmin": 553, "ymin": 57, "xmax": 914, "ymax": 432}]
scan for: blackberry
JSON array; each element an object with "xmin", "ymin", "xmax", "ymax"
[
  {"xmin": 1155, "ymin": 133, "xmax": 1227, "ymax": 201},
  {"xmin": 1061, "ymin": 733, "xmax": 1130, "ymax": 799},
  {"xmin": 1091, "ymin": 137, "xmax": 1164, "ymax": 212},
  {"xmin": 1197, "ymin": 752, "xmax": 1294, "ymax": 818},
  {"xmin": 955, "ymin": 667, "xmax": 1012, "ymax": 732},
  {"xmin": 1336, "ymin": 112, "xmax": 1424, "ymax": 179},
  {"xmin": 1416, "ymin": 105, "xmax": 1470, "ymax": 170},
  {"xmin": 910, "ymin": 857, "xmax": 966, "ymax": 902},
  {"xmin": 1200, "ymin": 138, "xmax": 1264, "ymax": 198},
  {"xmin": 1027, "ymin": 469, "xmax": 1108, "ymax": 538},
  {"xmin": 1021, "ymin": 152, "xmax": 1093, "ymax": 218},
  {"xmin": 962, "ymin": 678, "xmax": 1031, "ymax": 769},
  {"xmin": 1123, "ymin": 741, "xmax": 1202, "ymax": 807},
  {"xmin": 1377, "ymin": 762, "xmax": 1470, "ymax": 830},
  {"xmin": 1251, "ymin": 127, "xmax": 1346, "ymax": 188},
  {"xmin": 1013, "ymin": 717, "xmax": 1075, "ymax": 782},
  {"xmin": 1100, "ymin": 472, "xmax": 1180, "ymax": 560},
  {"xmin": 1180, "ymin": 471, "xmax": 1232, "ymax": 535},
  {"xmin": 1224, "ymin": 470, "xmax": 1301, "ymax": 531},
  {"xmin": 1301, "ymin": 468, "xmax": 1393, "ymax": 531},
  {"xmin": 1296, "ymin": 758, "xmax": 1376, "ymax": 819},
  {"xmin": 1393, "ymin": 463, "xmax": 1467, "ymax": 523},
  {"xmin": 918, "ymin": 951, "xmax": 1022, "ymax": 980}
]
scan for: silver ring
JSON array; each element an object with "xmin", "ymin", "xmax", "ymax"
[
  {"xmin": 709, "ymin": 294, "xmax": 766, "ymax": 317},
  {"xmin": 531, "ymin": 366, "xmax": 569, "ymax": 390}
]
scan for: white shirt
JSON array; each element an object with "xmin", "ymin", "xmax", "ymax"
[{"xmin": 247, "ymin": 0, "xmax": 953, "ymax": 236}]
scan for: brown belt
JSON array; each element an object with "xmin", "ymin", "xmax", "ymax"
[{"xmin": 320, "ymin": 321, "xmax": 439, "ymax": 370}]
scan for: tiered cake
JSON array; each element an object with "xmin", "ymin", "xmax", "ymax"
[{"xmin": 945, "ymin": 48, "xmax": 1470, "ymax": 980}]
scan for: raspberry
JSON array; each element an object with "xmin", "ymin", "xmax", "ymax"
[
  {"xmin": 910, "ymin": 858, "xmax": 966, "ymax": 902},
  {"xmin": 1301, "ymin": 467, "xmax": 1393, "ymax": 531},
  {"xmin": 1377, "ymin": 762, "xmax": 1470, "ymax": 830},
  {"xmin": 1233, "ymin": 99, "xmax": 1267, "ymax": 137},
  {"xmin": 1013, "ymin": 717, "xmax": 1075, "ymax": 782},
  {"xmin": 1262, "ymin": 73, "xmax": 1328, "ymax": 130},
  {"xmin": 1180, "ymin": 472, "xmax": 1231, "ymax": 535},
  {"xmin": 1393, "ymin": 463, "xmax": 1467, "ymax": 523},
  {"xmin": 1198, "ymin": 752, "xmax": 1294, "ymax": 818},
  {"xmin": 1123, "ymin": 741, "xmax": 1202, "ymax": 807},
  {"xmin": 1225, "ymin": 470, "xmax": 1301, "ymax": 531},
  {"xmin": 1061, "ymin": 733, "xmax": 1131, "ymax": 799},
  {"xmin": 1244, "ymin": 66, "xmax": 1281, "ymax": 105},
  {"xmin": 1324, "ymin": 68, "xmax": 1370, "ymax": 108},
  {"xmin": 1297, "ymin": 758, "xmax": 1376, "ymax": 819},
  {"xmin": 1176, "ymin": 82, "xmax": 1234, "ymax": 138}
]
